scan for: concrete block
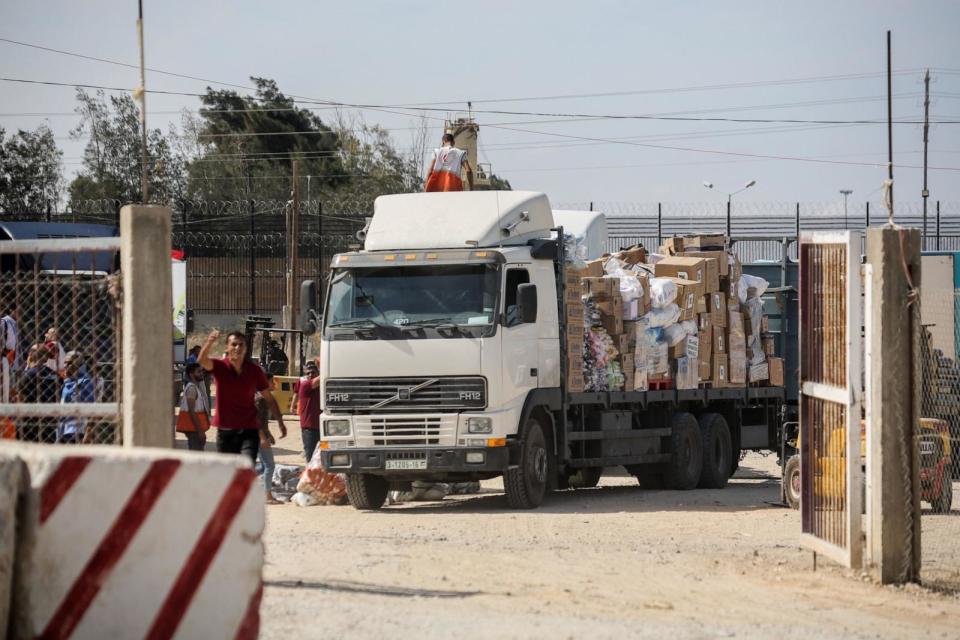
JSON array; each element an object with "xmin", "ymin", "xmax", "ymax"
[
  {"xmin": 4, "ymin": 442, "xmax": 263, "ymax": 639},
  {"xmin": 0, "ymin": 451, "xmax": 25, "ymax": 638}
]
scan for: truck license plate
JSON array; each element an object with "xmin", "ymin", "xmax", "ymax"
[{"xmin": 385, "ymin": 459, "xmax": 427, "ymax": 470}]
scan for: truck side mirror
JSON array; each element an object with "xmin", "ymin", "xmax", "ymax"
[
  {"xmin": 299, "ymin": 280, "xmax": 319, "ymax": 335},
  {"xmin": 516, "ymin": 283, "xmax": 538, "ymax": 324}
]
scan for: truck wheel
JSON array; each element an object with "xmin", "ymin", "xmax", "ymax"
[
  {"xmin": 665, "ymin": 412, "xmax": 703, "ymax": 491},
  {"xmin": 697, "ymin": 413, "xmax": 732, "ymax": 489},
  {"xmin": 931, "ymin": 472, "xmax": 953, "ymax": 514},
  {"xmin": 345, "ymin": 473, "xmax": 389, "ymax": 510},
  {"xmin": 784, "ymin": 455, "xmax": 800, "ymax": 510},
  {"xmin": 568, "ymin": 467, "xmax": 602, "ymax": 489},
  {"xmin": 504, "ymin": 419, "xmax": 549, "ymax": 509}
]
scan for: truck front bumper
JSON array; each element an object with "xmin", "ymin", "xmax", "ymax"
[{"xmin": 320, "ymin": 446, "xmax": 511, "ymax": 475}]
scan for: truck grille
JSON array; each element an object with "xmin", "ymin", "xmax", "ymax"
[
  {"xmin": 355, "ymin": 415, "xmax": 457, "ymax": 447},
  {"xmin": 324, "ymin": 376, "xmax": 486, "ymax": 413}
]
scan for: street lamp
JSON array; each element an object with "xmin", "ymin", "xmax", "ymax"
[
  {"xmin": 703, "ymin": 180, "xmax": 757, "ymax": 237},
  {"xmin": 839, "ymin": 189, "xmax": 853, "ymax": 230}
]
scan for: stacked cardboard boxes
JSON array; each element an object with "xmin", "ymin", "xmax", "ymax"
[{"xmin": 563, "ymin": 234, "xmax": 781, "ymax": 392}]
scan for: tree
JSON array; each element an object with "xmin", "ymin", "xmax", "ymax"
[
  {"xmin": 68, "ymin": 89, "xmax": 183, "ymax": 208},
  {"xmin": 0, "ymin": 124, "xmax": 64, "ymax": 214},
  {"xmin": 185, "ymin": 78, "xmax": 345, "ymax": 201}
]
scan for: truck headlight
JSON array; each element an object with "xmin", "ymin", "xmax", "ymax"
[
  {"xmin": 466, "ymin": 417, "xmax": 493, "ymax": 434},
  {"xmin": 324, "ymin": 419, "xmax": 350, "ymax": 436}
]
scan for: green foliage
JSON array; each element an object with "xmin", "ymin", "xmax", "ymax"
[
  {"xmin": 68, "ymin": 89, "xmax": 182, "ymax": 207},
  {"xmin": 0, "ymin": 124, "xmax": 64, "ymax": 213},
  {"xmin": 488, "ymin": 174, "xmax": 512, "ymax": 190}
]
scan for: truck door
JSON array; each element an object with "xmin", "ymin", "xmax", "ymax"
[{"xmin": 502, "ymin": 266, "xmax": 539, "ymax": 409}]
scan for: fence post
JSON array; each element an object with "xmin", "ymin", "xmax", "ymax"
[
  {"xmin": 866, "ymin": 226, "xmax": 922, "ymax": 584},
  {"xmin": 121, "ymin": 205, "xmax": 173, "ymax": 448},
  {"xmin": 866, "ymin": 201, "xmax": 870, "ymax": 228},
  {"xmin": 795, "ymin": 202, "xmax": 800, "ymax": 237},
  {"xmin": 657, "ymin": 202, "xmax": 662, "ymax": 246},
  {"xmin": 936, "ymin": 200, "xmax": 941, "ymax": 251},
  {"xmin": 249, "ymin": 199, "xmax": 256, "ymax": 314}
]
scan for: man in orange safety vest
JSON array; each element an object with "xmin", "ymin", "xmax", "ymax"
[{"xmin": 424, "ymin": 133, "xmax": 474, "ymax": 192}]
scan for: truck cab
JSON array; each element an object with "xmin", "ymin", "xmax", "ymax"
[{"xmin": 317, "ymin": 192, "xmax": 564, "ymax": 507}]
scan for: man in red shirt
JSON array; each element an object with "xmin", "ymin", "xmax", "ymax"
[
  {"xmin": 199, "ymin": 330, "xmax": 287, "ymax": 464},
  {"xmin": 290, "ymin": 359, "xmax": 321, "ymax": 462}
]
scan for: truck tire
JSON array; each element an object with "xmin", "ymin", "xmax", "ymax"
[
  {"xmin": 664, "ymin": 412, "xmax": 703, "ymax": 491},
  {"xmin": 931, "ymin": 472, "xmax": 953, "ymax": 514},
  {"xmin": 697, "ymin": 413, "xmax": 732, "ymax": 489},
  {"xmin": 567, "ymin": 467, "xmax": 602, "ymax": 489},
  {"xmin": 345, "ymin": 473, "xmax": 389, "ymax": 510},
  {"xmin": 784, "ymin": 455, "xmax": 800, "ymax": 510},
  {"xmin": 504, "ymin": 419, "xmax": 549, "ymax": 509}
]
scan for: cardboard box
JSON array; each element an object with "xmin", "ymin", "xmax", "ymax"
[
  {"xmin": 601, "ymin": 313, "xmax": 624, "ymax": 336},
  {"xmin": 681, "ymin": 253, "xmax": 720, "ymax": 292},
  {"xmin": 728, "ymin": 310, "xmax": 745, "ymax": 337},
  {"xmin": 622, "ymin": 298, "xmax": 640, "ymax": 321},
  {"xmin": 567, "ymin": 313, "xmax": 585, "ymax": 331},
  {"xmin": 618, "ymin": 333, "xmax": 632, "ymax": 357},
  {"xmin": 685, "ymin": 334, "xmax": 700, "ymax": 360},
  {"xmin": 762, "ymin": 335, "xmax": 776, "ymax": 357},
  {"xmin": 698, "ymin": 313, "xmax": 712, "ymax": 331},
  {"xmin": 683, "ymin": 233, "xmax": 726, "ymax": 250},
  {"xmin": 695, "ymin": 295, "xmax": 708, "ymax": 315},
  {"xmin": 699, "ymin": 359, "xmax": 712, "ymax": 382},
  {"xmin": 663, "ymin": 237, "xmax": 684, "ymax": 254},
  {"xmin": 637, "ymin": 272, "xmax": 652, "ymax": 315},
  {"xmin": 566, "ymin": 301, "xmax": 585, "ymax": 319},
  {"xmin": 729, "ymin": 349, "xmax": 747, "ymax": 385},
  {"xmin": 583, "ymin": 258, "xmax": 605, "ymax": 278},
  {"xmin": 699, "ymin": 326, "xmax": 712, "ymax": 362},
  {"xmin": 719, "ymin": 276, "xmax": 735, "ymax": 297},
  {"xmin": 709, "ymin": 292, "xmax": 726, "ymax": 327},
  {"xmin": 594, "ymin": 295, "xmax": 623, "ymax": 317},
  {"xmin": 713, "ymin": 328, "xmax": 727, "ymax": 355},
  {"xmin": 617, "ymin": 244, "xmax": 647, "ymax": 265},
  {"xmin": 767, "ymin": 356, "xmax": 784, "ymax": 387},
  {"xmin": 669, "ymin": 277, "xmax": 704, "ymax": 321},
  {"xmin": 584, "ymin": 277, "xmax": 618, "ymax": 298},
  {"xmin": 669, "ymin": 339, "xmax": 686, "ymax": 359},
  {"xmin": 712, "ymin": 354, "xmax": 729, "ymax": 387},
  {"xmin": 655, "ymin": 256, "xmax": 707, "ymax": 287},
  {"xmin": 565, "ymin": 266, "xmax": 586, "ymax": 284},
  {"xmin": 742, "ymin": 311, "xmax": 755, "ymax": 337},
  {"xmin": 761, "ymin": 316, "xmax": 770, "ymax": 332},
  {"xmin": 683, "ymin": 250, "xmax": 729, "ymax": 276},
  {"xmin": 749, "ymin": 361, "xmax": 769, "ymax": 383},
  {"xmin": 730, "ymin": 255, "xmax": 743, "ymax": 281},
  {"xmin": 564, "ymin": 288, "xmax": 584, "ymax": 305},
  {"xmin": 621, "ymin": 353, "xmax": 635, "ymax": 376},
  {"xmin": 567, "ymin": 375, "xmax": 585, "ymax": 392}
]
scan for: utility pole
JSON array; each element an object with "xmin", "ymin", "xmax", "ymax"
[
  {"xmin": 840, "ymin": 189, "xmax": 853, "ymax": 229},
  {"xmin": 922, "ymin": 69, "xmax": 930, "ymax": 248},
  {"xmin": 885, "ymin": 30, "xmax": 894, "ymax": 224},
  {"xmin": 286, "ymin": 159, "xmax": 301, "ymax": 329},
  {"xmin": 136, "ymin": 0, "xmax": 149, "ymax": 203}
]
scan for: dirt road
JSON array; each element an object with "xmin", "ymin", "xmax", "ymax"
[{"xmin": 246, "ymin": 436, "xmax": 960, "ymax": 640}]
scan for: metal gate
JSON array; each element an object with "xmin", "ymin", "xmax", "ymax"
[{"xmin": 798, "ymin": 231, "xmax": 863, "ymax": 568}]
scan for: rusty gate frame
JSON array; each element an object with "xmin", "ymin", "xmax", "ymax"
[{"xmin": 799, "ymin": 230, "xmax": 863, "ymax": 569}]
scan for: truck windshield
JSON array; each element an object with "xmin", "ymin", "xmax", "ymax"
[{"xmin": 324, "ymin": 264, "xmax": 499, "ymax": 339}]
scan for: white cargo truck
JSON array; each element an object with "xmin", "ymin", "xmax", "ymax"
[{"xmin": 307, "ymin": 191, "xmax": 790, "ymax": 509}]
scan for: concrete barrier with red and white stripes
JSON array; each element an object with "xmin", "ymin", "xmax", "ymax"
[{"xmin": 5, "ymin": 444, "xmax": 264, "ymax": 640}]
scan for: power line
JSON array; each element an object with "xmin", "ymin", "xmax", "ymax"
[{"xmin": 3, "ymin": 77, "xmax": 959, "ymax": 126}]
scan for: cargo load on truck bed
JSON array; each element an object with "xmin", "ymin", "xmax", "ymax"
[{"xmin": 564, "ymin": 233, "xmax": 784, "ymax": 393}]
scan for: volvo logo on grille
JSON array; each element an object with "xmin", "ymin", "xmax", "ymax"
[
  {"xmin": 398, "ymin": 387, "xmax": 412, "ymax": 400},
  {"xmin": 369, "ymin": 378, "xmax": 439, "ymax": 409},
  {"xmin": 328, "ymin": 393, "xmax": 350, "ymax": 403}
]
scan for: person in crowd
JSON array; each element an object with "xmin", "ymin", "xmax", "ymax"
[
  {"xmin": 176, "ymin": 363, "xmax": 211, "ymax": 451},
  {"xmin": 17, "ymin": 344, "xmax": 60, "ymax": 442},
  {"xmin": 290, "ymin": 359, "xmax": 321, "ymax": 462},
  {"xmin": 185, "ymin": 345, "xmax": 201, "ymax": 366},
  {"xmin": 44, "ymin": 326, "xmax": 66, "ymax": 376},
  {"xmin": 59, "ymin": 351, "xmax": 95, "ymax": 443},
  {"xmin": 424, "ymin": 133, "xmax": 474, "ymax": 192},
  {"xmin": 1, "ymin": 301, "xmax": 18, "ymax": 404},
  {"xmin": 256, "ymin": 374, "xmax": 282, "ymax": 504},
  {"xmin": 198, "ymin": 329, "xmax": 286, "ymax": 465}
]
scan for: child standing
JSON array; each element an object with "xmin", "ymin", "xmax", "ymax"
[{"xmin": 256, "ymin": 374, "xmax": 281, "ymax": 504}]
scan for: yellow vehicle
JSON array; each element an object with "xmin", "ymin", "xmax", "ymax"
[{"xmin": 783, "ymin": 418, "xmax": 953, "ymax": 513}]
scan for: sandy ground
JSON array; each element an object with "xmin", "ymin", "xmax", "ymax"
[{"xmin": 178, "ymin": 430, "xmax": 960, "ymax": 639}]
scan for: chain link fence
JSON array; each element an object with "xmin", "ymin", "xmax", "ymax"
[
  {"xmin": 918, "ymin": 288, "xmax": 960, "ymax": 591},
  {"xmin": 1, "ymin": 237, "xmax": 122, "ymax": 444}
]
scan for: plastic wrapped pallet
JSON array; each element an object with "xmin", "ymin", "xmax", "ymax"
[
  {"xmin": 644, "ymin": 303, "xmax": 680, "ymax": 328},
  {"xmin": 675, "ymin": 356, "xmax": 699, "ymax": 390},
  {"xmin": 649, "ymin": 277, "xmax": 678, "ymax": 309}
]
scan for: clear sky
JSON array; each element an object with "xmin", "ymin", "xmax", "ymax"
[{"xmin": 2, "ymin": 0, "xmax": 959, "ymax": 213}]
